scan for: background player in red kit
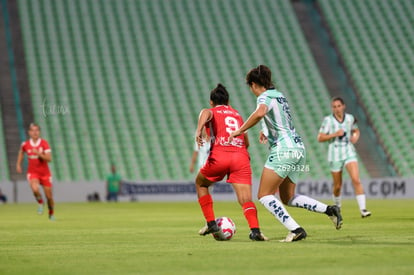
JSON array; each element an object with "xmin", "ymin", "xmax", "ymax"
[
  {"xmin": 195, "ymin": 84, "xmax": 267, "ymax": 241},
  {"xmin": 16, "ymin": 123, "xmax": 55, "ymax": 220}
]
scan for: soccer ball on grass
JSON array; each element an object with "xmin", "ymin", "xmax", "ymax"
[{"xmin": 212, "ymin": 217, "xmax": 236, "ymax": 241}]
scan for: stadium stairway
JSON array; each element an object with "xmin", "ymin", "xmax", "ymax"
[
  {"xmin": 0, "ymin": 0, "xmax": 33, "ymax": 181},
  {"xmin": 292, "ymin": 0, "xmax": 396, "ymax": 177}
]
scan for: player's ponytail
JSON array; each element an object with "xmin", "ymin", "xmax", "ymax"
[{"xmin": 210, "ymin": 83, "xmax": 229, "ymax": 105}]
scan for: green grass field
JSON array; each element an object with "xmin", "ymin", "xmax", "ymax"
[{"xmin": 1, "ymin": 200, "xmax": 413, "ymax": 274}]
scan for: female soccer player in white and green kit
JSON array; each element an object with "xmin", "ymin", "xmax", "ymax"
[
  {"xmin": 318, "ymin": 97, "xmax": 371, "ymax": 218},
  {"xmin": 230, "ymin": 65, "xmax": 343, "ymax": 242}
]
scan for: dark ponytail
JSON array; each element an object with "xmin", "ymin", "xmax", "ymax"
[{"xmin": 210, "ymin": 83, "xmax": 229, "ymax": 105}]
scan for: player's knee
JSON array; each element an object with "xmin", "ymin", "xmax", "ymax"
[
  {"xmin": 199, "ymin": 182, "xmax": 211, "ymax": 188},
  {"xmin": 195, "ymin": 173, "xmax": 210, "ymax": 188},
  {"xmin": 351, "ymin": 178, "xmax": 361, "ymax": 186}
]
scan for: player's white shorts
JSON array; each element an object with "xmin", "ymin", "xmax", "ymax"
[{"xmin": 329, "ymin": 156, "xmax": 357, "ymax": 172}]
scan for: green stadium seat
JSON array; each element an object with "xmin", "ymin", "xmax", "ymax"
[
  {"xmin": 319, "ymin": 0, "xmax": 414, "ymax": 176},
  {"xmin": 16, "ymin": 0, "xmax": 376, "ymax": 180}
]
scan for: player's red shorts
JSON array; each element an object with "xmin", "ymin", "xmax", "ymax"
[
  {"xmin": 27, "ymin": 173, "xmax": 52, "ymax": 187},
  {"xmin": 200, "ymin": 150, "xmax": 252, "ymax": 185}
]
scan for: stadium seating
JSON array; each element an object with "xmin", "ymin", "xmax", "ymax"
[
  {"xmin": 319, "ymin": 0, "xmax": 414, "ymax": 176},
  {"xmin": 17, "ymin": 0, "xmax": 369, "ymax": 180}
]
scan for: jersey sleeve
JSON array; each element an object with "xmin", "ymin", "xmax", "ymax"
[
  {"xmin": 319, "ymin": 116, "xmax": 330, "ymax": 133},
  {"xmin": 351, "ymin": 115, "xmax": 358, "ymax": 130},
  {"xmin": 20, "ymin": 141, "xmax": 27, "ymax": 152},
  {"xmin": 256, "ymin": 94, "xmax": 268, "ymax": 107},
  {"xmin": 43, "ymin": 140, "xmax": 52, "ymax": 153}
]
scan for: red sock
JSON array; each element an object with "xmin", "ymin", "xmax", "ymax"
[
  {"xmin": 198, "ymin": 194, "xmax": 215, "ymax": 222},
  {"xmin": 242, "ymin": 202, "xmax": 259, "ymax": 229},
  {"xmin": 35, "ymin": 195, "xmax": 43, "ymax": 204},
  {"xmin": 49, "ymin": 208, "xmax": 54, "ymax": 216}
]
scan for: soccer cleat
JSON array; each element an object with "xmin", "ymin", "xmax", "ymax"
[
  {"xmin": 361, "ymin": 209, "xmax": 371, "ymax": 218},
  {"xmin": 249, "ymin": 231, "xmax": 269, "ymax": 241},
  {"xmin": 37, "ymin": 204, "xmax": 44, "ymax": 215},
  {"xmin": 49, "ymin": 215, "xmax": 56, "ymax": 221},
  {"xmin": 198, "ymin": 221, "xmax": 220, "ymax": 236},
  {"xmin": 279, "ymin": 227, "xmax": 307, "ymax": 242},
  {"xmin": 326, "ymin": 205, "xmax": 343, "ymax": 230}
]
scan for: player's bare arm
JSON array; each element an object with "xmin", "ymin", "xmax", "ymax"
[
  {"xmin": 317, "ymin": 129, "xmax": 344, "ymax": 142},
  {"xmin": 16, "ymin": 149, "xmax": 24, "ymax": 173},
  {"xmin": 195, "ymin": 109, "xmax": 212, "ymax": 148},
  {"xmin": 229, "ymin": 104, "xmax": 268, "ymax": 141},
  {"xmin": 350, "ymin": 128, "xmax": 360, "ymax": 144},
  {"xmin": 189, "ymin": 151, "xmax": 198, "ymax": 173},
  {"xmin": 244, "ymin": 132, "xmax": 250, "ymax": 149}
]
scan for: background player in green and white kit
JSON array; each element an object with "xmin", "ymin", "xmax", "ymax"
[
  {"xmin": 318, "ymin": 97, "xmax": 371, "ymax": 218},
  {"xmin": 230, "ymin": 65, "xmax": 342, "ymax": 242},
  {"xmin": 189, "ymin": 128, "xmax": 210, "ymax": 173}
]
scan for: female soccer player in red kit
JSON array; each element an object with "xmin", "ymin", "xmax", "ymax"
[
  {"xmin": 16, "ymin": 123, "xmax": 55, "ymax": 220},
  {"xmin": 195, "ymin": 84, "xmax": 267, "ymax": 241}
]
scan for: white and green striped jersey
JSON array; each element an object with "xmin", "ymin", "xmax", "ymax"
[
  {"xmin": 257, "ymin": 89, "xmax": 304, "ymax": 149},
  {"xmin": 193, "ymin": 139, "xmax": 210, "ymax": 169},
  {"xmin": 319, "ymin": 113, "xmax": 358, "ymax": 161}
]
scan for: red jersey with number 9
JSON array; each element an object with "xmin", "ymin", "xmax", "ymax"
[
  {"xmin": 206, "ymin": 105, "xmax": 248, "ymax": 153},
  {"xmin": 21, "ymin": 138, "xmax": 51, "ymax": 175}
]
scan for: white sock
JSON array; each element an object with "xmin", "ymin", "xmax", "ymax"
[
  {"xmin": 288, "ymin": 194, "xmax": 328, "ymax": 213},
  {"xmin": 356, "ymin": 194, "xmax": 366, "ymax": 212},
  {"xmin": 332, "ymin": 195, "xmax": 342, "ymax": 208},
  {"xmin": 259, "ymin": 195, "xmax": 300, "ymax": 231}
]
